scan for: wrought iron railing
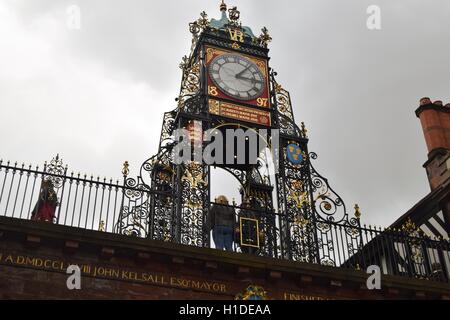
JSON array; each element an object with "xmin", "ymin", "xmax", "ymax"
[
  {"xmin": 0, "ymin": 157, "xmax": 167, "ymax": 234},
  {"xmin": 0, "ymin": 157, "xmax": 449, "ymax": 283},
  {"xmin": 316, "ymin": 221, "xmax": 450, "ymax": 282},
  {"xmin": 207, "ymin": 202, "xmax": 450, "ymax": 283}
]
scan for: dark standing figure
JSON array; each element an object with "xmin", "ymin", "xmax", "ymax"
[
  {"xmin": 31, "ymin": 180, "xmax": 58, "ymax": 223},
  {"xmin": 208, "ymin": 195, "xmax": 235, "ymax": 251}
]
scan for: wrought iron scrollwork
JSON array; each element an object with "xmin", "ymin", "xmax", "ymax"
[
  {"xmin": 307, "ymin": 152, "xmax": 362, "ymax": 267},
  {"xmin": 178, "ymin": 58, "xmax": 201, "ymax": 109},
  {"xmin": 43, "ymin": 154, "xmax": 67, "ymax": 189},
  {"xmin": 179, "ymin": 161, "xmax": 209, "ymax": 247},
  {"xmin": 115, "ymin": 146, "xmax": 176, "ymax": 240},
  {"xmin": 309, "ymin": 152, "xmax": 352, "ymax": 224},
  {"xmin": 276, "ymin": 144, "xmax": 317, "ymax": 262},
  {"xmin": 159, "ymin": 110, "xmax": 177, "ymax": 150},
  {"xmin": 275, "ymin": 83, "xmax": 295, "ymax": 121},
  {"xmin": 273, "ymin": 81, "xmax": 306, "ymax": 139},
  {"xmin": 181, "ymin": 94, "xmax": 204, "ymax": 115},
  {"xmin": 115, "ymin": 164, "xmax": 152, "ymax": 238},
  {"xmin": 277, "ymin": 113, "xmax": 303, "ymax": 138}
]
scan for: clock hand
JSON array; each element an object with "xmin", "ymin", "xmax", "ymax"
[
  {"xmin": 235, "ymin": 75, "xmax": 263, "ymax": 84},
  {"xmin": 235, "ymin": 65, "xmax": 252, "ymax": 78}
]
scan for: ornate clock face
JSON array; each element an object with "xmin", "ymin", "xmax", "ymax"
[{"xmin": 209, "ymin": 54, "xmax": 266, "ymax": 101}]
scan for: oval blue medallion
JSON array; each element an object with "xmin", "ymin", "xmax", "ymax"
[{"xmin": 286, "ymin": 144, "xmax": 303, "ymax": 165}]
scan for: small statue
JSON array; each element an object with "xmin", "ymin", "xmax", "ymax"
[{"xmin": 31, "ymin": 180, "xmax": 58, "ymax": 223}]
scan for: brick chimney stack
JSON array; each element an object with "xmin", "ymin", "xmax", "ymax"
[
  {"xmin": 416, "ymin": 97, "xmax": 450, "ymax": 190},
  {"xmin": 416, "ymin": 98, "xmax": 450, "ymax": 233},
  {"xmin": 416, "ymin": 98, "xmax": 450, "ymax": 155}
]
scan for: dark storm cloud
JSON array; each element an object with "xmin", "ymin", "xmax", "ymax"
[{"xmin": 1, "ymin": 0, "xmax": 449, "ymax": 226}]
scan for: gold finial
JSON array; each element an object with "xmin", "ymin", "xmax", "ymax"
[
  {"xmin": 354, "ymin": 204, "xmax": 362, "ymax": 219},
  {"xmin": 179, "ymin": 55, "xmax": 189, "ymax": 70},
  {"xmin": 122, "ymin": 161, "xmax": 130, "ymax": 177},
  {"xmin": 98, "ymin": 221, "xmax": 105, "ymax": 232},
  {"xmin": 198, "ymin": 11, "xmax": 209, "ymax": 29},
  {"xmin": 258, "ymin": 27, "xmax": 272, "ymax": 48},
  {"xmin": 402, "ymin": 218, "xmax": 417, "ymax": 235},
  {"xmin": 220, "ymin": 0, "xmax": 227, "ymax": 12}
]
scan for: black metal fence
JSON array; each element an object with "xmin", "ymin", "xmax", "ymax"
[
  {"xmin": 317, "ymin": 221, "xmax": 450, "ymax": 282},
  {"xmin": 209, "ymin": 202, "xmax": 450, "ymax": 283},
  {"xmin": 0, "ymin": 158, "xmax": 449, "ymax": 283},
  {"xmin": 0, "ymin": 159, "xmax": 150, "ymax": 234}
]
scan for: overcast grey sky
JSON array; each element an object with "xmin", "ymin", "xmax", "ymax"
[{"xmin": 0, "ymin": 0, "xmax": 449, "ymax": 227}]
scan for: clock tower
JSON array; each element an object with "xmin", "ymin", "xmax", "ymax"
[{"xmin": 116, "ymin": 1, "xmax": 360, "ymax": 264}]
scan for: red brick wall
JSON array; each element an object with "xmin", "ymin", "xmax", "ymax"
[{"xmin": 0, "ymin": 218, "xmax": 449, "ymax": 300}]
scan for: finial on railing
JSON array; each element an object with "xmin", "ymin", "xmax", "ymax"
[
  {"xmin": 301, "ymin": 122, "xmax": 308, "ymax": 137},
  {"xmin": 354, "ymin": 204, "xmax": 362, "ymax": 219},
  {"xmin": 402, "ymin": 217, "xmax": 419, "ymax": 235},
  {"xmin": 98, "ymin": 221, "xmax": 105, "ymax": 232},
  {"xmin": 122, "ymin": 161, "xmax": 130, "ymax": 177}
]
